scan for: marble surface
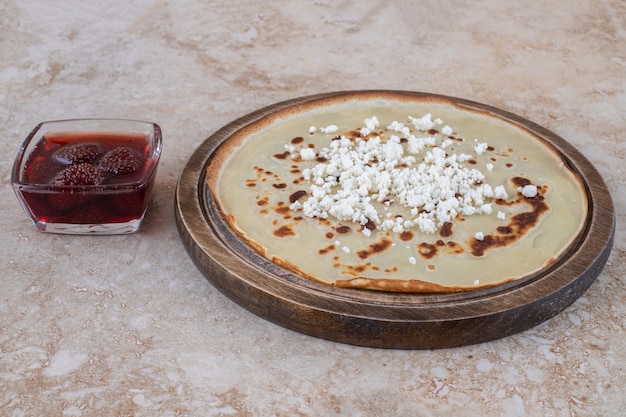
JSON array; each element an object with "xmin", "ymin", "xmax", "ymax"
[{"xmin": 1, "ymin": 0, "xmax": 624, "ymax": 415}]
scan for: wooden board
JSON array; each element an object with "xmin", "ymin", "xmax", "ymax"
[{"xmin": 174, "ymin": 91, "xmax": 615, "ymax": 349}]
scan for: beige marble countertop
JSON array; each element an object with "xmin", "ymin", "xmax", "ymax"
[{"xmin": 1, "ymin": 0, "xmax": 625, "ymax": 415}]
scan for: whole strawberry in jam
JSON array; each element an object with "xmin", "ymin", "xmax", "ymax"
[
  {"xmin": 53, "ymin": 142, "xmax": 102, "ymax": 165},
  {"xmin": 52, "ymin": 163, "xmax": 105, "ymax": 186},
  {"xmin": 97, "ymin": 146, "xmax": 144, "ymax": 175},
  {"xmin": 48, "ymin": 163, "xmax": 106, "ymax": 211}
]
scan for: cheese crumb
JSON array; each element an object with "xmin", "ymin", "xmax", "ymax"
[
  {"xmin": 497, "ymin": 211, "xmax": 506, "ymax": 220},
  {"xmin": 342, "ymin": 246, "xmax": 351, "ymax": 254},
  {"xmin": 519, "ymin": 184, "xmax": 538, "ymax": 198},
  {"xmin": 309, "ymin": 126, "xmax": 317, "ymax": 134},
  {"xmin": 387, "ymin": 120, "xmax": 410, "ymax": 137},
  {"xmin": 494, "ymin": 185, "xmax": 508, "ymax": 200},
  {"xmin": 474, "ymin": 141, "xmax": 489, "ymax": 155},
  {"xmin": 475, "ymin": 232, "xmax": 485, "ymax": 241},
  {"xmin": 409, "ymin": 256, "xmax": 416, "ymax": 265},
  {"xmin": 364, "ymin": 116, "xmax": 380, "ymax": 131},
  {"xmin": 473, "ymin": 279, "xmax": 480, "ymax": 285},
  {"xmin": 441, "ymin": 138, "xmax": 455, "ymax": 149},
  {"xmin": 409, "ymin": 113, "xmax": 435, "ymax": 131},
  {"xmin": 441, "ymin": 125, "xmax": 453, "ymax": 136},
  {"xmin": 320, "ymin": 125, "xmax": 338, "ymax": 134},
  {"xmin": 300, "ymin": 148, "xmax": 316, "ymax": 161}
]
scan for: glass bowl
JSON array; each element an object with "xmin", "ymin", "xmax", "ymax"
[{"xmin": 11, "ymin": 119, "xmax": 162, "ymax": 234}]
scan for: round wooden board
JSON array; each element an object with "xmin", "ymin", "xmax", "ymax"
[{"xmin": 175, "ymin": 91, "xmax": 615, "ymax": 349}]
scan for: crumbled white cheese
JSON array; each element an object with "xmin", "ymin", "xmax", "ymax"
[
  {"xmin": 519, "ymin": 184, "xmax": 538, "ymax": 198},
  {"xmin": 364, "ymin": 116, "xmax": 380, "ymax": 131},
  {"xmin": 475, "ymin": 232, "xmax": 485, "ymax": 241},
  {"xmin": 309, "ymin": 126, "xmax": 317, "ymax": 134},
  {"xmin": 387, "ymin": 120, "xmax": 411, "ymax": 137},
  {"xmin": 461, "ymin": 206, "xmax": 476, "ymax": 216},
  {"xmin": 300, "ymin": 148, "xmax": 316, "ymax": 161},
  {"xmin": 409, "ymin": 256, "xmax": 416, "ymax": 265},
  {"xmin": 441, "ymin": 125, "xmax": 453, "ymax": 136},
  {"xmin": 342, "ymin": 246, "xmax": 351, "ymax": 254},
  {"xmin": 486, "ymin": 163, "xmax": 494, "ymax": 172},
  {"xmin": 409, "ymin": 113, "xmax": 435, "ymax": 131},
  {"xmin": 494, "ymin": 185, "xmax": 508, "ymax": 200},
  {"xmin": 473, "ymin": 279, "xmax": 480, "ymax": 285},
  {"xmin": 441, "ymin": 138, "xmax": 455, "ymax": 149},
  {"xmin": 474, "ymin": 141, "xmax": 489, "ymax": 155},
  {"xmin": 290, "ymin": 114, "xmax": 510, "ymax": 235},
  {"xmin": 497, "ymin": 211, "xmax": 506, "ymax": 220},
  {"xmin": 320, "ymin": 124, "xmax": 338, "ymax": 134}
]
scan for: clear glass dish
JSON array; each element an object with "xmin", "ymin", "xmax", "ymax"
[{"xmin": 11, "ymin": 119, "xmax": 162, "ymax": 234}]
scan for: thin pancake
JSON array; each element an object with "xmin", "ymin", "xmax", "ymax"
[{"xmin": 206, "ymin": 92, "xmax": 587, "ymax": 293}]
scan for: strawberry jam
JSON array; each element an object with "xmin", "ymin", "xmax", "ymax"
[{"xmin": 12, "ymin": 120, "xmax": 161, "ymax": 234}]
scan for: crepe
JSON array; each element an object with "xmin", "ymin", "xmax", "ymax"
[{"xmin": 206, "ymin": 92, "xmax": 587, "ymax": 293}]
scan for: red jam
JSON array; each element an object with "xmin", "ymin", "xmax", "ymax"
[{"xmin": 19, "ymin": 132, "xmax": 155, "ymax": 225}]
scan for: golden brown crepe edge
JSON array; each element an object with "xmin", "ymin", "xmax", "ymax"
[{"xmin": 334, "ymin": 276, "xmax": 518, "ymax": 293}]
